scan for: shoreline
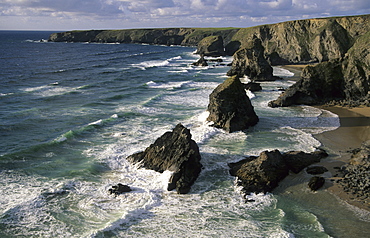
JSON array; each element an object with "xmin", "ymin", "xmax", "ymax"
[{"xmin": 314, "ymin": 106, "xmax": 370, "ymax": 212}]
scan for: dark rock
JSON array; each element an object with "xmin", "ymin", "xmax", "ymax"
[
  {"xmin": 207, "ymin": 76, "xmax": 259, "ymax": 132},
  {"xmin": 269, "ymin": 31, "xmax": 370, "ymax": 107},
  {"xmin": 196, "ymin": 35, "xmax": 225, "ymax": 57},
  {"xmin": 338, "ymin": 140, "xmax": 370, "ymax": 199},
  {"xmin": 227, "ymin": 37, "xmax": 280, "ymax": 81},
  {"xmin": 192, "ymin": 54, "xmax": 208, "ymax": 66},
  {"xmin": 268, "ymin": 60, "xmax": 345, "ymax": 107},
  {"xmin": 242, "ymin": 82, "xmax": 262, "ymax": 92},
  {"xmin": 109, "ymin": 183, "xmax": 132, "ymax": 195},
  {"xmin": 308, "ymin": 176, "xmax": 325, "ymax": 191},
  {"xmin": 228, "ymin": 150, "xmax": 289, "ymax": 194},
  {"xmin": 283, "ymin": 149, "xmax": 328, "ymax": 174},
  {"xmin": 229, "ymin": 149, "xmax": 328, "ymax": 194},
  {"xmin": 126, "ymin": 124, "xmax": 202, "ymax": 194},
  {"xmin": 225, "ymin": 40, "xmax": 241, "ymax": 56},
  {"xmin": 306, "ymin": 166, "xmax": 329, "ymax": 175}
]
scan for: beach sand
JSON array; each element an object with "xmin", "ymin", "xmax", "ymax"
[{"xmin": 314, "ymin": 106, "xmax": 370, "ymax": 211}]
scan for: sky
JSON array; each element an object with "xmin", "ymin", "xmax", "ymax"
[{"xmin": 0, "ymin": 0, "xmax": 369, "ymax": 31}]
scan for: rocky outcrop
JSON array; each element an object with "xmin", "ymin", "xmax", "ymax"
[
  {"xmin": 242, "ymin": 82, "xmax": 262, "ymax": 92},
  {"xmin": 207, "ymin": 76, "xmax": 259, "ymax": 132},
  {"xmin": 196, "ymin": 35, "xmax": 225, "ymax": 57},
  {"xmin": 108, "ymin": 183, "xmax": 132, "ymax": 195},
  {"xmin": 306, "ymin": 166, "xmax": 329, "ymax": 175},
  {"xmin": 192, "ymin": 54, "xmax": 208, "ymax": 66},
  {"xmin": 229, "ymin": 150, "xmax": 289, "ymax": 194},
  {"xmin": 49, "ymin": 28, "xmax": 239, "ymax": 49},
  {"xmin": 284, "ymin": 150, "xmax": 328, "ymax": 173},
  {"xmin": 228, "ymin": 149, "xmax": 328, "ymax": 194},
  {"xmin": 126, "ymin": 124, "xmax": 202, "ymax": 194},
  {"xmin": 337, "ymin": 140, "xmax": 370, "ymax": 200},
  {"xmin": 227, "ymin": 37, "xmax": 279, "ymax": 81},
  {"xmin": 308, "ymin": 176, "xmax": 325, "ymax": 191},
  {"xmin": 269, "ymin": 31, "xmax": 370, "ymax": 107}
]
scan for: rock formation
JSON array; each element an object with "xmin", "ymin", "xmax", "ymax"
[
  {"xmin": 192, "ymin": 54, "xmax": 208, "ymax": 66},
  {"xmin": 308, "ymin": 176, "xmax": 325, "ymax": 191},
  {"xmin": 229, "ymin": 150, "xmax": 289, "ymax": 194},
  {"xmin": 269, "ymin": 31, "xmax": 370, "ymax": 107},
  {"xmin": 337, "ymin": 140, "xmax": 370, "ymax": 200},
  {"xmin": 283, "ymin": 150, "xmax": 328, "ymax": 173},
  {"xmin": 227, "ymin": 37, "xmax": 279, "ymax": 81},
  {"xmin": 108, "ymin": 183, "xmax": 132, "ymax": 195},
  {"xmin": 228, "ymin": 149, "xmax": 328, "ymax": 194},
  {"xmin": 207, "ymin": 76, "xmax": 259, "ymax": 132},
  {"xmin": 126, "ymin": 124, "xmax": 202, "ymax": 194},
  {"xmin": 196, "ymin": 35, "xmax": 225, "ymax": 57}
]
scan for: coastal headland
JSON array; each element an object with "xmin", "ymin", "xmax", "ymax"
[{"xmin": 49, "ymin": 14, "xmax": 370, "ymax": 211}]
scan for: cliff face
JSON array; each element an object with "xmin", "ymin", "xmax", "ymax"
[
  {"xmin": 49, "ymin": 15, "xmax": 369, "ymax": 61},
  {"xmin": 269, "ymin": 31, "xmax": 370, "ymax": 107},
  {"xmin": 49, "ymin": 28, "xmax": 239, "ymax": 47}
]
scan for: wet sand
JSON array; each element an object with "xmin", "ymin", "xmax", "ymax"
[{"xmin": 314, "ymin": 106, "xmax": 370, "ymax": 211}]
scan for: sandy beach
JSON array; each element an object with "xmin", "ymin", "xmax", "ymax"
[{"xmin": 314, "ymin": 106, "xmax": 370, "ymax": 211}]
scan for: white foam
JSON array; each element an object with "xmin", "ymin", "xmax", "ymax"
[
  {"xmin": 246, "ymin": 89, "xmax": 256, "ymax": 99},
  {"xmin": 22, "ymin": 85, "xmax": 78, "ymax": 97},
  {"xmin": 145, "ymin": 80, "xmax": 192, "ymax": 89},
  {"xmin": 273, "ymin": 66, "xmax": 295, "ymax": 77}
]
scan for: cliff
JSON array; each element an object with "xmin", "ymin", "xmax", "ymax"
[
  {"xmin": 49, "ymin": 27, "xmax": 239, "ymax": 48},
  {"xmin": 269, "ymin": 30, "xmax": 370, "ymax": 107},
  {"xmin": 49, "ymin": 15, "xmax": 369, "ymax": 62}
]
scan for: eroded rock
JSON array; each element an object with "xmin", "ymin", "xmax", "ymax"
[
  {"xmin": 126, "ymin": 124, "xmax": 202, "ymax": 194},
  {"xmin": 207, "ymin": 76, "xmax": 259, "ymax": 132}
]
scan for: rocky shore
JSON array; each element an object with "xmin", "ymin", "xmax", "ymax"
[{"xmin": 50, "ymin": 15, "xmax": 370, "ymax": 212}]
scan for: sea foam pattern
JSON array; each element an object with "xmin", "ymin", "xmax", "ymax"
[{"xmin": 2, "ymin": 31, "xmax": 366, "ymax": 238}]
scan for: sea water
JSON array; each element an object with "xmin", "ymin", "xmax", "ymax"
[{"xmin": 0, "ymin": 31, "xmax": 369, "ymax": 238}]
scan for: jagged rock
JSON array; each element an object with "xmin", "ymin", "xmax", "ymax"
[
  {"xmin": 126, "ymin": 124, "xmax": 202, "ymax": 194},
  {"xmin": 269, "ymin": 31, "xmax": 370, "ymax": 107},
  {"xmin": 192, "ymin": 54, "xmax": 208, "ymax": 66},
  {"xmin": 207, "ymin": 76, "xmax": 259, "ymax": 132},
  {"xmin": 196, "ymin": 35, "xmax": 225, "ymax": 57},
  {"xmin": 338, "ymin": 140, "xmax": 370, "ymax": 199},
  {"xmin": 229, "ymin": 150, "xmax": 289, "ymax": 194},
  {"xmin": 229, "ymin": 149, "xmax": 328, "ymax": 194},
  {"xmin": 308, "ymin": 176, "xmax": 325, "ymax": 191},
  {"xmin": 306, "ymin": 166, "xmax": 329, "ymax": 175},
  {"xmin": 227, "ymin": 37, "xmax": 280, "ymax": 81},
  {"xmin": 109, "ymin": 183, "xmax": 132, "ymax": 195},
  {"xmin": 283, "ymin": 150, "xmax": 328, "ymax": 173},
  {"xmin": 242, "ymin": 82, "xmax": 262, "ymax": 92}
]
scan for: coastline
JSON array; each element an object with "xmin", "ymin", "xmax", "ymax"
[{"xmin": 314, "ymin": 106, "xmax": 370, "ymax": 212}]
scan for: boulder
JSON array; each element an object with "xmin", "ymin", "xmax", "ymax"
[
  {"xmin": 308, "ymin": 176, "xmax": 325, "ymax": 191},
  {"xmin": 109, "ymin": 183, "xmax": 132, "ymax": 195},
  {"xmin": 242, "ymin": 82, "xmax": 262, "ymax": 92},
  {"xmin": 126, "ymin": 124, "xmax": 202, "ymax": 194},
  {"xmin": 283, "ymin": 150, "xmax": 328, "ymax": 174},
  {"xmin": 207, "ymin": 76, "xmax": 259, "ymax": 132},
  {"xmin": 227, "ymin": 37, "xmax": 280, "ymax": 81},
  {"xmin": 229, "ymin": 150, "xmax": 289, "ymax": 194},
  {"xmin": 196, "ymin": 35, "xmax": 225, "ymax": 57},
  {"xmin": 192, "ymin": 54, "xmax": 208, "ymax": 66},
  {"xmin": 306, "ymin": 166, "xmax": 329, "ymax": 175},
  {"xmin": 229, "ymin": 149, "xmax": 328, "ymax": 194}
]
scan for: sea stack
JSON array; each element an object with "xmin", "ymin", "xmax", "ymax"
[
  {"xmin": 207, "ymin": 75, "xmax": 259, "ymax": 132},
  {"xmin": 126, "ymin": 124, "xmax": 202, "ymax": 194}
]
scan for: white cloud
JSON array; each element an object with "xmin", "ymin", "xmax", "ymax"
[{"xmin": 0, "ymin": 0, "xmax": 368, "ymax": 30}]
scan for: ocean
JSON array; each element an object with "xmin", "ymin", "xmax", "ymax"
[{"xmin": 0, "ymin": 31, "xmax": 369, "ymax": 238}]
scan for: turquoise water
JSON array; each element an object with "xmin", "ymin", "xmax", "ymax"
[{"xmin": 0, "ymin": 31, "xmax": 369, "ymax": 237}]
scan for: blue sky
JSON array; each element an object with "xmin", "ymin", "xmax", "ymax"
[{"xmin": 0, "ymin": 0, "xmax": 369, "ymax": 31}]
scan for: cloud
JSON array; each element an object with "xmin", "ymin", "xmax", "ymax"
[{"xmin": 0, "ymin": 0, "xmax": 368, "ymax": 30}]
